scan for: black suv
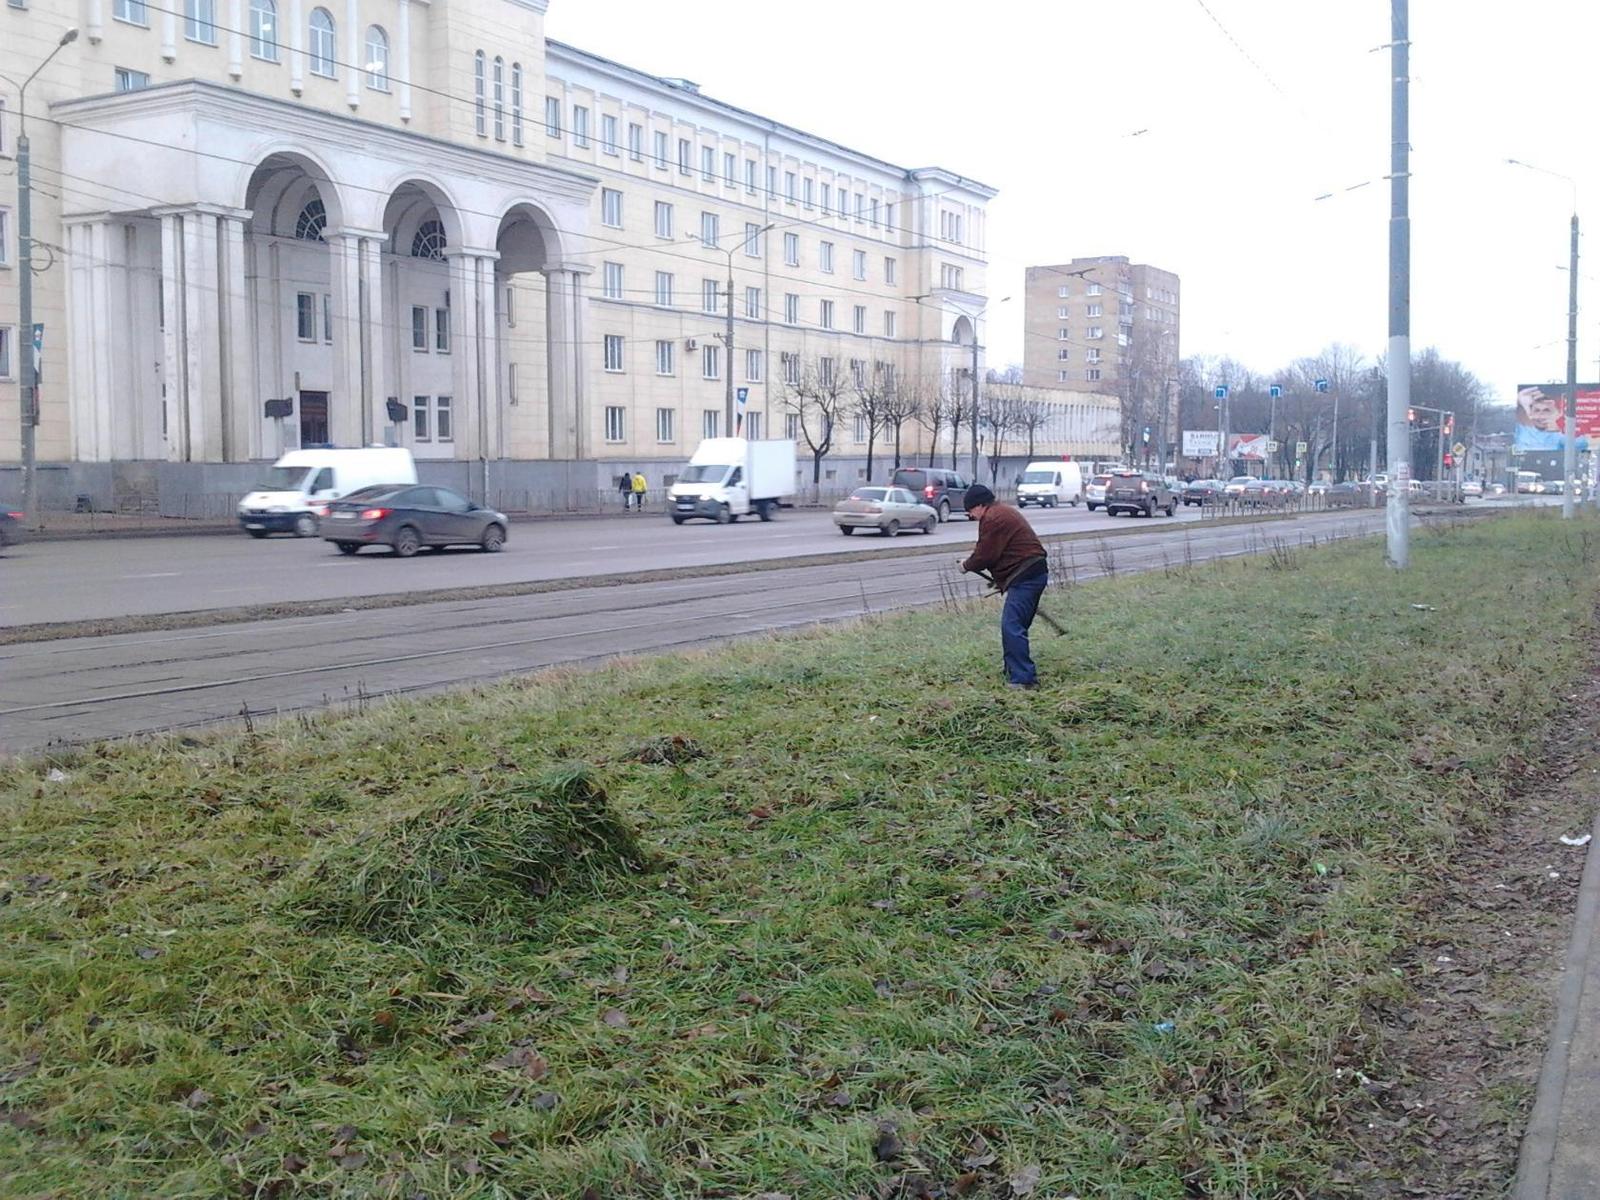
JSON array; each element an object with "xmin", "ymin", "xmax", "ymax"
[
  {"xmin": 1104, "ymin": 471, "xmax": 1178, "ymax": 518},
  {"xmin": 890, "ymin": 467, "xmax": 971, "ymax": 522}
]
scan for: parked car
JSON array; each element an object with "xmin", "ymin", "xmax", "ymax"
[
  {"xmin": 1325, "ymin": 482, "xmax": 1363, "ymax": 507},
  {"xmin": 1085, "ymin": 473, "xmax": 1113, "ymax": 511},
  {"xmin": 890, "ymin": 467, "xmax": 971, "ymax": 522},
  {"xmin": 1462, "ymin": 479, "xmax": 1484, "ymax": 498},
  {"xmin": 1223, "ymin": 475, "xmax": 1255, "ymax": 499},
  {"xmin": 320, "ymin": 484, "xmax": 509, "ymax": 556},
  {"xmin": 1307, "ymin": 481, "xmax": 1330, "ymax": 496},
  {"xmin": 1182, "ymin": 479, "xmax": 1224, "ymax": 506},
  {"xmin": 1104, "ymin": 471, "xmax": 1177, "ymax": 517},
  {"xmin": 1240, "ymin": 479, "xmax": 1290, "ymax": 506},
  {"xmin": 833, "ymin": 486, "xmax": 937, "ymax": 536},
  {"xmin": 0, "ymin": 510, "xmax": 24, "ymax": 549}
]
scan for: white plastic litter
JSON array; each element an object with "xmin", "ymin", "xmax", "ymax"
[
  {"xmin": 1559, "ymin": 834, "xmax": 1592, "ymax": 847},
  {"xmin": 1409, "ymin": 604, "xmax": 1435, "ymax": 611},
  {"xmin": 45, "ymin": 768, "xmax": 67, "ymax": 783}
]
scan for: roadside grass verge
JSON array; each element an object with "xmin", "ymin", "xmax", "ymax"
[{"xmin": 0, "ymin": 512, "xmax": 1592, "ymax": 1198}]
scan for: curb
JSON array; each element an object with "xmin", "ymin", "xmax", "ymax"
[{"xmin": 1513, "ymin": 804, "xmax": 1600, "ymax": 1199}]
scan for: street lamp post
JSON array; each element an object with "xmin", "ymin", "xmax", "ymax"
[
  {"xmin": 2, "ymin": 26, "xmax": 79, "ymax": 526},
  {"xmin": 694, "ymin": 223, "xmax": 773, "ymax": 438}
]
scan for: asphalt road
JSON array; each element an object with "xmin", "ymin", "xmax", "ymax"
[
  {"xmin": 0, "ymin": 500, "xmax": 1221, "ymax": 626},
  {"xmin": 0, "ymin": 508, "xmax": 1396, "ymax": 756}
]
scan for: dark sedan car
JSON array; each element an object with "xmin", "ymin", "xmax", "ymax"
[
  {"xmin": 1182, "ymin": 479, "xmax": 1224, "ymax": 506},
  {"xmin": 0, "ymin": 510, "xmax": 24, "ymax": 549},
  {"xmin": 320, "ymin": 485, "xmax": 508, "ymax": 556}
]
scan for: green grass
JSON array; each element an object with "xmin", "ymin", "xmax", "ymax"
[{"xmin": 1, "ymin": 512, "xmax": 1595, "ymax": 1199}]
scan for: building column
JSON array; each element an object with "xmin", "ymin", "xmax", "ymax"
[
  {"xmin": 359, "ymin": 234, "xmax": 387, "ymax": 446},
  {"xmin": 219, "ymin": 213, "xmax": 254, "ymax": 460},
  {"xmin": 329, "ymin": 229, "xmax": 388, "ymax": 448},
  {"xmin": 158, "ymin": 211, "xmax": 184, "ymax": 459},
  {"xmin": 161, "ymin": 5, "xmax": 177, "ymax": 59},
  {"xmin": 344, "ymin": 0, "xmax": 360, "ymax": 108},
  {"xmin": 446, "ymin": 249, "xmax": 499, "ymax": 465},
  {"xmin": 86, "ymin": 0, "xmax": 104, "ymax": 42},
  {"xmin": 62, "ymin": 220, "xmax": 102, "ymax": 461},
  {"xmin": 541, "ymin": 264, "xmax": 591, "ymax": 461},
  {"xmin": 228, "ymin": 0, "xmax": 244, "ymax": 76},
  {"xmin": 288, "ymin": 0, "xmax": 304, "ymax": 92},
  {"xmin": 395, "ymin": 0, "xmax": 412, "ymax": 120}
]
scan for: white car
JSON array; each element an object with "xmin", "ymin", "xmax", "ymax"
[
  {"xmin": 832, "ymin": 486, "xmax": 938, "ymax": 536},
  {"xmin": 1085, "ymin": 474, "xmax": 1112, "ymax": 511},
  {"xmin": 1462, "ymin": 480, "xmax": 1484, "ymax": 497}
]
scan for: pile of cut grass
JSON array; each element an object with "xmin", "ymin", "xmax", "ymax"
[{"xmin": 0, "ymin": 512, "xmax": 1592, "ymax": 1198}]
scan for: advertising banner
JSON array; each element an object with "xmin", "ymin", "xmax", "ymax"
[
  {"xmin": 1515, "ymin": 383, "xmax": 1600, "ymax": 452},
  {"xmin": 1182, "ymin": 430, "xmax": 1220, "ymax": 457},
  {"xmin": 1228, "ymin": 433, "xmax": 1269, "ymax": 461}
]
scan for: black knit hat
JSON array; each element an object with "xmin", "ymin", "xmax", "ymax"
[{"xmin": 965, "ymin": 483, "xmax": 995, "ymax": 509}]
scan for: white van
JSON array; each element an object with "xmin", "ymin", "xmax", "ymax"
[
  {"xmin": 237, "ymin": 447, "xmax": 418, "ymax": 538},
  {"xmin": 1016, "ymin": 460, "xmax": 1083, "ymax": 508}
]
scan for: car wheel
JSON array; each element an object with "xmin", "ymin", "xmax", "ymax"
[
  {"xmin": 247, "ymin": 529, "xmax": 269, "ymax": 539},
  {"xmin": 884, "ymin": 519, "xmax": 900, "ymax": 538},
  {"xmin": 393, "ymin": 525, "xmax": 422, "ymax": 558},
  {"xmin": 922, "ymin": 517, "xmax": 936, "ymax": 534},
  {"xmin": 292, "ymin": 513, "xmax": 317, "ymax": 538},
  {"xmin": 938, "ymin": 500, "xmax": 951, "ymax": 523},
  {"xmin": 840, "ymin": 525, "xmax": 855, "ymax": 536},
  {"xmin": 1142, "ymin": 502, "xmax": 1154, "ymax": 518},
  {"xmin": 757, "ymin": 501, "xmax": 774, "ymax": 522},
  {"xmin": 335, "ymin": 541, "xmax": 359, "ymax": 556},
  {"xmin": 715, "ymin": 504, "xmax": 732, "ymax": 525},
  {"xmin": 671, "ymin": 515, "xmax": 685, "ymax": 525},
  {"xmin": 480, "ymin": 523, "xmax": 506, "ymax": 553},
  {"xmin": 1165, "ymin": 501, "xmax": 1176, "ymax": 517}
]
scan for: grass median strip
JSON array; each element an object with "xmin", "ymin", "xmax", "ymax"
[{"xmin": 0, "ymin": 512, "xmax": 1588, "ymax": 1197}]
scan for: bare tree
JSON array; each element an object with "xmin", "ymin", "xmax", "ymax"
[
  {"xmin": 1011, "ymin": 396, "xmax": 1051, "ymax": 459},
  {"xmin": 878, "ymin": 366, "xmax": 923, "ymax": 470},
  {"xmin": 915, "ymin": 379, "xmax": 950, "ymax": 468},
  {"xmin": 980, "ymin": 383, "xmax": 1023, "ymax": 485},
  {"xmin": 850, "ymin": 359, "xmax": 895, "ymax": 482},
  {"xmin": 946, "ymin": 375, "xmax": 972, "ymax": 471},
  {"xmin": 781, "ymin": 355, "xmax": 849, "ymax": 488}
]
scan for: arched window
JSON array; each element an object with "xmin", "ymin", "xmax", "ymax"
[
  {"xmin": 364, "ymin": 25, "xmax": 388, "ymax": 90},
  {"xmin": 411, "ymin": 219, "xmax": 446, "ymax": 261},
  {"xmin": 248, "ymin": 0, "xmax": 277, "ymax": 60},
  {"xmin": 492, "ymin": 56, "xmax": 505, "ymax": 141},
  {"xmin": 473, "ymin": 50, "xmax": 486, "ymax": 137},
  {"xmin": 510, "ymin": 62, "xmax": 523, "ymax": 146},
  {"xmin": 295, "ymin": 197, "xmax": 326, "ymax": 242},
  {"xmin": 308, "ymin": 8, "xmax": 336, "ymax": 77}
]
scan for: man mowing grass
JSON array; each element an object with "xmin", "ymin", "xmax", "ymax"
[{"xmin": 958, "ymin": 483, "xmax": 1049, "ymax": 689}]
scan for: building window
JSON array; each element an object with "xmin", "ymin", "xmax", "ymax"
[
  {"xmin": 0, "ymin": 210, "xmax": 7, "ymax": 265},
  {"xmin": 604, "ymin": 334, "xmax": 625, "ymax": 372},
  {"xmin": 435, "ymin": 308, "xmax": 450, "ymax": 353},
  {"xmin": 744, "ymin": 223, "xmax": 762, "ymax": 257},
  {"xmin": 883, "ymin": 311, "xmax": 896, "ymax": 339},
  {"xmin": 703, "ymin": 409, "xmax": 720, "ymax": 439},
  {"xmin": 366, "ymin": 26, "xmax": 389, "ymax": 90},
  {"xmin": 702, "ymin": 279, "xmax": 720, "ymax": 314},
  {"xmin": 492, "ymin": 59, "xmax": 505, "ymax": 140},
  {"xmin": 700, "ymin": 211, "xmax": 719, "ymax": 249},
  {"xmin": 544, "ymin": 95, "xmax": 560, "ymax": 137},
  {"xmin": 655, "ymin": 340, "xmax": 674, "ymax": 375},
  {"xmin": 821, "ymin": 183, "xmax": 832, "ymax": 214},
  {"xmin": 785, "ymin": 171, "xmax": 797, "ymax": 202},
  {"xmin": 854, "ymin": 193, "xmax": 864, "ymax": 220},
  {"xmin": 1058, "ymin": 370, "xmax": 1070, "ymax": 383},
  {"xmin": 654, "ymin": 407, "xmax": 674, "ymax": 442},
  {"xmin": 411, "ymin": 219, "xmax": 446, "ymax": 259},
  {"xmin": 744, "ymin": 286, "xmax": 761, "ymax": 319},
  {"xmin": 886, "ymin": 202, "xmax": 895, "ymax": 231},
  {"xmin": 601, "ymin": 188, "xmax": 623, "ymax": 228},
  {"xmin": 572, "ymin": 106, "xmax": 589, "ymax": 148},
  {"xmin": 786, "ymin": 413, "xmax": 800, "ymax": 439},
  {"xmin": 678, "ymin": 137, "xmax": 692, "ymax": 174},
  {"xmin": 940, "ymin": 211, "xmax": 965, "ymax": 242},
  {"xmin": 655, "ymin": 272, "xmax": 674, "ymax": 307},
  {"xmin": 820, "ymin": 241, "xmax": 834, "ymax": 273},
  {"xmin": 871, "ymin": 199, "xmax": 880, "ymax": 228},
  {"xmin": 854, "ymin": 413, "xmax": 867, "ymax": 443},
  {"xmin": 115, "ymin": 67, "xmax": 151, "ymax": 92},
  {"xmin": 746, "ymin": 348, "xmax": 763, "ymax": 382},
  {"xmin": 309, "ymin": 8, "xmax": 336, "ymax": 76},
  {"xmin": 1086, "ymin": 368, "xmax": 1102, "ymax": 382},
  {"xmin": 1086, "ymin": 348, "xmax": 1101, "ymax": 362},
  {"xmin": 853, "ymin": 305, "xmax": 866, "ymax": 335},
  {"xmin": 746, "ymin": 159, "xmax": 757, "ymax": 192},
  {"xmin": 1057, "ymin": 307, "xmax": 1069, "ymax": 319},
  {"xmin": 322, "ymin": 294, "xmax": 333, "ymax": 342},
  {"xmin": 114, "ymin": 0, "xmax": 148, "ymax": 24},
  {"xmin": 1088, "ymin": 326, "xmax": 1103, "ymax": 340},
  {"xmin": 746, "ymin": 412, "xmax": 762, "ymax": 439},
  {"xmin": 784, "ymin": 294, "xmax": 799, "ymax": 325},
  {"xmin": 884, "ymin": 257, "xmax": 896, "ymax": 285},
  {"xmin": 851, "ymin": 359, "xmax": 866, "ymax": 389},
  {"xmin": 413, "ymin": 395, "xmax": 431, "ymax": 441},
  {"xmin": 767, "ymin": 165, "xmax": 777, "ymax": 196},
  {"xmin": 505, "ymin": 285, "xmax": 516, "ymax": 326},
  {"xmin": 819, "ymin": 357, "xmax": 836, "ymax": 386},
  {"xmin": 723, "ymin": 152, "xmax": 736, "ymax": 185},
  {"xmin": 433, "ymin": 396, "xmax": 452, "ymax": 441},
  {"xmin": 602, "ymin": 262, "xmax": 624, "ymax": 300},
  {"xmin": 1086, "ymin": 303, "xmax": 1102, "ymax": 318},
  {"xmin": 606, "ymin": 406, "xmax": 626, "ymax": 443},
  {"xmin": 941, "ymin": 265, "xmax": 963, "ymax": 291},
  {"xmin": 782, "ymin": 353, "xmax": 800, "ymax": 386},
  {"xmin": 702, "ymin": 345, "xmax": 721, "ymax": 380},
  {"xmin": 511, "ymin": 64, "xmax": 523, "ymax": 145},
  {"xmin": 410, "ymin": 305, "xmax": 427, "ymax": 350},
  {"xmin": 820, "ymin": 300, "xmax": 835, "ymax": 330},
  {"xmin": 702, "ymin": 145, "xmax": 716, "ymax": 181},
  {"xmin": 249, "ymin": 0, "xmax": 277, "ymax": 59},
  {"xmin": 654, "ymin": 201, "xmax": 673, "ymax": 239},
  {"xmin": 296, "ymin": 293, "xmax": 317, "ymax": 341},
  {"xmin": 783, "ymin": 233, "xmax": 799, "ymax": 267},
  {"xmin": 185, "ymin": 0, "xmax": 217, "ymax": 44},
  {"xmin": 1087, "ymin": 282, "xmax": 1102, "ymax": 296},
  {"xmin": 853, "ymin": 250, "xmax": 867, "ymax": 281},
  {"xmin": 654, "ymin": 130, "xmax": 669, "ymax": 168},
  {"xmin": 1058, "ymin": 285, "xmax": 1070, "ymax": 298},
  {"xmin": 803, "ymin": 178, "xmax": 814, "ymax": 209},
  {"xmin": 1058, "ymin": 328, "xmax": 1068, "ymax": 340},
  {"xmin": 601, "ymin": 114, "xmax": 618, "ymax": 155},
  {"xmin": 1057, "ymin": 348, "xmax": 1070, "ymax": 361},
  {"xmin": 628, "ymin": 122, "xmax": 643, "ymax": 161}
]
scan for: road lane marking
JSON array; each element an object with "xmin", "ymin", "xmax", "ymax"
[{"xmin": 123, "ymin": 572, "xmax": 182, "ymax": 579}]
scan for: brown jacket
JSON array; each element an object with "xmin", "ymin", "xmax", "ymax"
[{"xmin": 962, "ymin": 502, "xmax": 1047, "ymax": 590}]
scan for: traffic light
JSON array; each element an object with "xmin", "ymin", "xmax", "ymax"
[
  {"xmin": 1407, "ymin": 408, "xmax": 1416, "ymax": 422},
  {"xmin": 1443, "ymin": 415, "xmax": 1454, "ymax": 435},
  {"xmin": 1443, "ymin": 453, "xmax": 1454, "ymax": 468}
]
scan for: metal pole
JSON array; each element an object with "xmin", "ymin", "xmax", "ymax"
[
  {"xmin": 1385, "ymin": 0, "xmax": 1411, "ymax": 567},
  {"xmin": 1563, "ymin": 213, "xmax": 1579, "ymax": 518},
  {"xmin": 725, "ymin": 247, "xmax": 735, "ymax": 437},
  {"xmin": 18, "ymin": 129, "xmax": 37, "ymax": 525},
  {"xmin": 1331, "ymin": 387, "xmax": 1340, "ymax": 482},
  {"xmin": 970, "ymin": 334, "xmax": 980, "ymax": 480}
]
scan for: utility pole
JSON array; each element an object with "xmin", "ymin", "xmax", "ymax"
[
  {"xmin": 9, "ymin": 27, "xmax": 78, "ymax": 527},
  {"xmin": 1562, "ymin": 212, "xmax": 1579, "ymax": 518},
  {"xmin": 714, "ymin": 223, "xmax": 770, "ymax": 438},
  {"xmin": 1385, "ymin": 0, "xmax": 1412, "ymax": 567},
  {"xmin": 970, "ymin": 334, "xmax": 980, "ymax": 480}
]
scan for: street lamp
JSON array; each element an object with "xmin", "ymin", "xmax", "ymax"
[
  {"xmin": 910, "ymin": 293, "xmax": 1009, "ymax": 478},
  {"xmin": 689, "ymin": 222, "xmax": 773, "ymax": 438},
  {"xmin": 1, "ymin": 26, "xmax": 79, "ymax": 526},
  {"xmin": 1508, "ymin": 157, "xmax": 1581, "ymax": 518}
]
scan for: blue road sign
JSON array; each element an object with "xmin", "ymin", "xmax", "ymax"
[
  {"xmin": 1214, "ymin": 386, "xmax": 1229, "ymax": 400},
  {"xmin": 1269, "ymin": 385, "xmax": 1282, "ymax": 399}
]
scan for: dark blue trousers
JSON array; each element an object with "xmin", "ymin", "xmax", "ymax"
[{"xmin": 1001, "ymin": 570, "xmax": 1048, "ymax": 685}]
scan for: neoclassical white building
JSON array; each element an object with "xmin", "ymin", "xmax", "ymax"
[{"xmin": 2, "ymin": 0, "xmax": 1115, "ymax": 508}]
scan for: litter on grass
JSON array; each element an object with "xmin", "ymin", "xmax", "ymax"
[{"xmin": 1559, "ymin": 833, "xmax": 1592, "ymax": 847}]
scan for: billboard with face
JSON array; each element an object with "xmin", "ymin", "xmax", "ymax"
[{"xmin": 1515, "ymin": 383, "xmax": 1600, "ymax": 452}]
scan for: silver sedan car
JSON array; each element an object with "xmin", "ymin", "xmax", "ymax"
[{"xmin": 833, "ymin": 486, "xmax": 938, "ymax": 536}]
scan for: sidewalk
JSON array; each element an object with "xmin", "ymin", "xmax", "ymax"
[{"xmin": 1516, "ymin": 804, "xmax": 1600, "ymax": 1199}]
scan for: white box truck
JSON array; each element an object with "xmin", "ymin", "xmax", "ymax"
[
  {"xmin": 237, "ymin": 447, "xmax": 417, "ymax": 538},
  {"xmin": 668, "ymin": 438, "xmax": 797, "ymax": 525},
  {"xmin": 1017, "ymin": 460, "xmax": 1084, "ymax": 508}
]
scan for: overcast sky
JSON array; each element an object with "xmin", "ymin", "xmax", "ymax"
[{"xmin": 547, "ymin": 1, "xmax": 1598, "ymax": 403}]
